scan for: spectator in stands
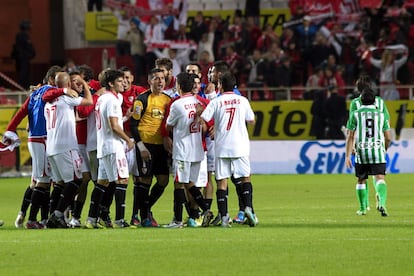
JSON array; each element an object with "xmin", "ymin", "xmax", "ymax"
[
  {"xmin": 308, "ymin": 33, "xmax": 336, "ymax": 71},
  {"xmin": 264, "ymin": 42, "xmax": 284, "ymax": 63},
  {"xmin": 228, "ymin": 13, "xmax": 244, "ymax": 52},
  {"xmin": 189, "ymin": 11, "xmax": 208, "ymax": 44},
  {"xmin": 324, "ymin": 85, "xmax": 347, "ymax": 140},
  {"xmin": 197, "ymin": 50, "xmax": 213, "ymax": 84},
  {"xmin": 318, "ymin": 66, "xmax": 345, "ymax": 97},
  {"xmin": 134, "ymin": 15, "xmax": 173, "ymax": 74},
  {"xmin": 126, "ymin": 18, "xmax": 146, "ymax": 84},
  {"xmin": 376, "ymin": 26, "xmax": 393, "ymax": 48},
  {"xmin": 244, "ymin": 16, "xmax": 262, "ymax": 55},
  {"xmin": 256, "ymin": 24, "xmax": 278, "ymax": 54},
  {"xmin": 369, "ymin": 45, "xmax": 408, "ymax": 100},
  {"xmin": 114, "ymin": 10, "xmax": 131, "ymax": 56},
  {"xmin": 176, "ymin": 24, "xmax": 188, "ymax": 41},
  {"xmin": 295, "ymin": 15, "xmax": 322, "ymax": 55},
  {"xmin": 320, "ymin": 54, "xmax": 337, "ymax": 73},
  {"xmin": 245, "ymin": 49, "xmax": 267, "ymax": 87},
  {"xmin": 267, "ymin": 56, "xmax": 292, "ymax": 100},
  {"xmin": 340, "ymin": 36, "xmax": 359, "ymax": 85},
  {"xmin": 63, "ymin": 58, "xmax": 78, "ymax": 73},
  {"xmin": 197, "ymin": 21, "xmax": 216, "ymax": 62},
  {"xmin": 12, "ymin": 20, "xmax": 35, "ymax": 90},
  {"xmin": 217, "ymin": 30, "xmax": 234, "ymax": 60},
  {"xmin": 87, "ymin": 0, "xmax": 103, "ymax": 12},
  {"xmin": 223, "ymin": 45, "xmax": 244, "ymax": 81},
  {"xmin": 285, "ymin": 39, "xmax": 303, "ymax": 85},
  {"xmin": 280, "ymin": 28, "xmax": 297, "ymax": 51},
  {"xmin": 304, "ymin": 66, "xmax": 324, "ymax": 100},
  {"xmin": 310, "ymin": 89, "xmax": 327, "ymax": 139}
]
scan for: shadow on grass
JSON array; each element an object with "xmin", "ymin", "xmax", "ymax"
[{"xmin": 253, "ymin": 223, "xmax": 414, "ymax": 228}]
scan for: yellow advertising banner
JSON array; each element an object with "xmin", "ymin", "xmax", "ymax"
[
  {"xmin": 1, "ymin": 100, "xmax": 414, "ymax": 166},
  {"xmin": 187, "ymin": 8, "xmax": 291, "ymax": 35},
  {"xmin": 85, "ymin": 12, "xmax": 119, "ymax": 41},
  {"xmin": 248, "ymin": 100, "xmax": 414, "ymax": 140},
  {"xmin": 84, "ymin": 8, "xmax": 291, "ymax": 42},
  {"xmin": 0, "ymin": 105, "xmax": 30, "ymax": 166}
]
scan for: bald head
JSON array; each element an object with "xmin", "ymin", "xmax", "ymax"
[{"xmin": 55, "ymin": 72, "xmax": 70, "ymax": 88}]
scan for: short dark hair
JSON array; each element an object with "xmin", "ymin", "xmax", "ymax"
[
  {"xmin": 148, "ymin": 68, "xmax": 164, "ymax": 79},
  {"xmin": 78, "ymin": 64, "xmax": 95, "ymax": 82},
  {"xmin": 356, "ymin": 74, "xmax": 371, "ymax": 93},
  {"xmin": 44, "ymin": 65, "xmax": 63, "ymax": 84},
  {"xmin": 176, "ymin": 72, "xmax": 194, "ymax": 93},
  {"xmin": 219, "ymin": 72, "xmax": 236, "ymax": 92},
  {"xmin": 119, "ymin": 66, "xmax": 132, "ymax": 73},
  {"xmin": 155, "ymin": 58, "xmax": 173, "ymax": 70},
  {"xmin": 361, "ymin": 88, "xmax": 375, "ymax": 105},
  {"xmin": 103, "ymin": 69, "xmax": 124, "ymax": 90},
  {"xmin": 68, "ymin": 71, "xmax": 81, "ymax": 77},
  {"xmin": 213, "ymin": 60, "xmax": 230, "ymax": 74},
  {"xmin": 186, "ymin": 62, "xmax": 201, "ymax": 72}
]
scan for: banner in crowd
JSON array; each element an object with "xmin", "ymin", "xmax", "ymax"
[
  {"xmin": 85, "ymin": 7, "xmax": 291, "ymax": 41},
  {"xmin": 250, "ymin": 139, "xmax": 413, "ymax": 174},
  {"xmin": 288, "ymin": 0, "xmax": 361, "ymax": 15}
]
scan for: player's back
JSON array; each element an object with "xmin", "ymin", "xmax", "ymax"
[
  {"xmin": 95, "ymin": 92, "xmax": 123, "ymax": 158},
  {"xmin": 210, "ymin": 92, "xmax": 253, "ymax": 158},
  {"xmin": 168, "ymin": 94, "xmax": 204, "ymax": 162},
  {"xmin": 349, "ymin": 105, "xmax": 390, "ymax": 164},
  {"xmin": 44, "ymin": 95, "xmax": 81, "ymax": 156}
]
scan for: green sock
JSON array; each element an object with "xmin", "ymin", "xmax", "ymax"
[
  {"xmin": 376, "ymin": 180, "xmax": 387, "ymax": 208},
  {"xmin": 356, "ymin": 184, "xmax": 367, "ymax": 211}
]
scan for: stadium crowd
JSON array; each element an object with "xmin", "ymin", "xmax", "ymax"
[{"xmin": 101, "ymin": 0, "xmax": 414, "ymax": 101}]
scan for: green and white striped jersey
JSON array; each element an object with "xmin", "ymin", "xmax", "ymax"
[
  {"xmin": 346, "ymin": 104, "xmax": 390, "ymax": 164},
  {"xmin": 349, "ymin": 95, "xmax": 390, "ymax": 120}
]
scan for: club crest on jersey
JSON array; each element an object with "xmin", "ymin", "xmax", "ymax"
[{"xmin": 128, "ymin": 96, "xmax": 134, "ymax": 103}]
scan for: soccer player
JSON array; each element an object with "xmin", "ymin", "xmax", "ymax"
[
  {"xmin": 76, "ymin": 69, "xmax": 107, "ymax": 226},
  {"xmin": 349, "ymin": 74, "xmax": 390, "ymax": 211},
  {"xmin": 155, "ymin": 57, "xmax": 177, "ymax": 97},
  {"xmin": 130, "ymin": 68, "xmax": 171, "ymax": 227},
  {"xmin": 4, "ymin": 65, "xmax": 77, "ymax": 229},
  {"xmin": 345, "ymin": 88, "xmax": 392, "ymax": 216},
  {"xmin": 164, "ymin": 72, "xmax": 214, "ymax": 228},
  {"xmin": 66, "ymin": 71, "xmax": 93, "ymax": 227},
  {"xmin": 201, "ymin": 72, "xmax": 257, "ymax": 227},
  {"xmin": 118, "ymin": 66, "xmax": 146, "ymax": 227},
  {"xmin": 44, "ymin": 72, "xmax": 93, "ymax": 228},
  {"xmin": 205, "ymin": 60, "xmax": 252, "ymax": 225},
  {"xmin": 85, "ymin": 69, "xmax": 134, "ymax": 228}
]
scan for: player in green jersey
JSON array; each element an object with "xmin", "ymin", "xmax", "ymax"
[{"xmin": 346, "ymin": 88, "xmax": 392, "ymax": 216}]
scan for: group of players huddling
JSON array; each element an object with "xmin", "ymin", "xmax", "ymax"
[{"xmin": 2, "ymin": 58, "xmax": 259, "ymax": 229}]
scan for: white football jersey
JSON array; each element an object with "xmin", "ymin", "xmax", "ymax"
[
  {"xmin": 201, "ymin": 92, "xmax": 254, "ymax": 158},
  {"xmin": 166, "ymin": 94, "xmax": 204, "ymax": 162},
  {"xmin": 44, "ymin": 95, "xmax": 82, "ymax": 156},
  {"xmin": 86, "ymin": 107, "xmax": 97, "ymax": 152},
  {"xmin": 95, "ymin": 91, "xmax": 124, "ymax": 158}
]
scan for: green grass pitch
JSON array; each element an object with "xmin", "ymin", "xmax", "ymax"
[{"xmin": 0, "ymin": 174, "xmax": 413, "ymax": 275}]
